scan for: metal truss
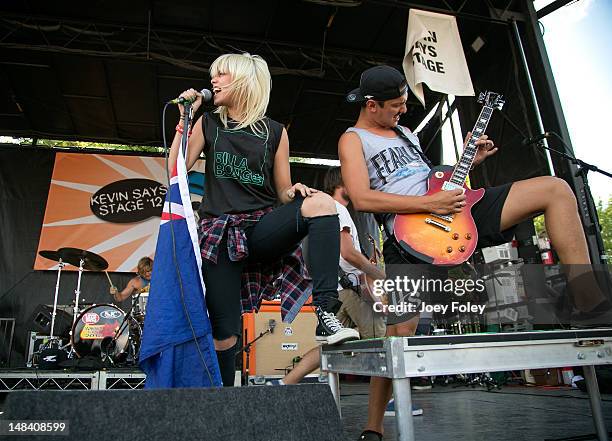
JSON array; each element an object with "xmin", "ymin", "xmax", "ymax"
[
  {"xmin": 0, "ymin": 371, "xmax": 98, "ymax": 391},
  {"xmin": 98, "ymin": 371, "xmax": 146, "ymax": 390},
  {"xmin": 0, "ymin": 13, "xmax": 390, "ymax": 82},
  {"xmin": 0, "ymin": 0, "xmax": 521, "ymax": 81},
  {"xmin": 0, "ymin": 369, "xmax": 146, "ymax": 391}
]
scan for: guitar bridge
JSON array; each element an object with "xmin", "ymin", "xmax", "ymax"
[
  {"xmin": 425, "ymin": 218, "xmax": 451, "ymax": 232},
  {"xmin": 430, "ymin": 213, "xmax": 453, "ymax": 223}
]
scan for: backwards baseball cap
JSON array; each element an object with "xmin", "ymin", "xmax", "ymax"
[{"xmin": 346, "ymin": 65, "xmax": 408, "ymax": 103}]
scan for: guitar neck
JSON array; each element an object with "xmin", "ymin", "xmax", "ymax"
[
  {"xmin": 367, "ymin": 235, "xmax": 378, "ymax": 264},
  {"xmin": 449, "ymin": 104, "xmax": 494, "ymax": 186}
]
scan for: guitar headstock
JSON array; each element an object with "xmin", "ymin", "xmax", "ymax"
[
  {"xmin": 477, "ymin": 91, "xmax": 505, "ymax": 111},
  {"xmin": 367, "ymin": 234, "xmax": 376, "ymax": 247},
  {"xmin": 367, "ymin": 234, "xmax": 382, "ymax": 263}
]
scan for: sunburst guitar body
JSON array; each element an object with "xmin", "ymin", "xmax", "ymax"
[
  {"xmin": 392, "ymin": 90, "xmax": 505, "ymax": 266},
  {"xmin": 393, "ymin": 166, "xmax": 484, "ymax": 266}
]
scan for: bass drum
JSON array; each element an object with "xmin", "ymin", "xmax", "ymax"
[{"xmin": 71, "ymin": 303, "xmax": 138, "ymax": 363}]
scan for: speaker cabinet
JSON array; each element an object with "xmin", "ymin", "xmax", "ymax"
[{"xmin": 27, "ymin": 304, "xmax": 73, "ymax": 338}]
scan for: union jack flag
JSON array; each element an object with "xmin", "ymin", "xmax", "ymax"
[{"xmin": 139, "ymin": 143, "xmax": 222, "ymax": 388}]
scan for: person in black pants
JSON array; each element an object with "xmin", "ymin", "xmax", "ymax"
[{"xmin": 168, "ymin": 53, "xmax": 359, "ymax": 386}]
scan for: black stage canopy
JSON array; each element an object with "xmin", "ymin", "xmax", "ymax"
[
  {"xmin": 1, "ymin": 0, "xmax": 601, "ymax": 260},
  {"xmin": 0, "ymin": 1, "xmax": 560, "ymax": 161}
]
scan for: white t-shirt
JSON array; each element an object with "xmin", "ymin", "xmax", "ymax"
[{"xmin": 335, "ymin": 201, "xmax": 362, "ymax": 290}]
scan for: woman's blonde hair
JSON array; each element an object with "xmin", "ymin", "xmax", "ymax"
[{"xmin": 210, "ymin": 53, "xmax": 271, "ymax": 136}]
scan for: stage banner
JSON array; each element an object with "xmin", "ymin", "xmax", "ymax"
[
  {"xmin": 34, "ymin": 152, "xmax": 205, "ymax": 272},
  {"xmin": 403, "ymin": 9, "xmax": 474, "ymax": 106}
]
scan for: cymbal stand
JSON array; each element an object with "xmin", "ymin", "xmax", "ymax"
[
  {"xmin": 71, "ymin": 258, "xmax": 85, "ymax": 327},
  {"xmin": 49, "ymin": 259, "xmax": 65, "ymax": 341}
]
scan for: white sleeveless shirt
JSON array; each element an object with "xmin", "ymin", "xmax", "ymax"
[{"xmin": 346, "ymin": 126, "xmax": 431, "ymax": 232}]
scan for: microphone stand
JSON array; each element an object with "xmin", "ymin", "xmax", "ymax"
[
  {"xmin": 240, "ymin": 325, "xmax": 274, "ymax": 386},
  {"xmin": 181, "ymin": 102, "xmax": 193, "ymax": 159},
  {"xmin": 106, "ymin": 293, "xmax": 139, "ymax": 364},
  {"xmin": 532, "ymin": 133, "xmax": 611, "ymax": 264}
]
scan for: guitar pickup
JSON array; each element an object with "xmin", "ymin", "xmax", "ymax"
[
  {"xmin": 430, "ymin": 214, "xmax": 453, "ymax": 223},
  {"xmin": 442, "ymin": 181, "xmax": 465, "ymax": 193},
  {"xmin": 425, "ymin": 218, "xmax": 451, "ymax": 232}
]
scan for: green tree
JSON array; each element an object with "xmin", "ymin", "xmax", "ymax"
[
  {"xmin": 534, "ymin": 198, "xmax": 612, "ymax": 260},
  {"xmin": 533, "ymin": 214, "xmax": 546, "ymax": 237},
  {"xmin": 14, "ymin": 137, "xmax": 163, "ymax": 153},
  {"xmin": 597, "ymin": 197, "xmax": 612, "ymax": 260}
]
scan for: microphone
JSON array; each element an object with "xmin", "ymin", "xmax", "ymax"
[
  {"xmin": 268, "ymin": 319, "xmax": 276, "ymax": 334},
  {"xmin": 168, "ymin": 88, "xmax": 213, "ymax": 105},
  {"xmin": 522, "ymin": 132, "xmax": 551, "ymax": 146}
]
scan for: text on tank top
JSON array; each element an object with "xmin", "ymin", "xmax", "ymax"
[
  {"xmin": 197, "ymin": 113, "xmax": 283, "ymax": 218},
  {"xmin": 346, "ymin": 126, "xmax": 431, "ymax": 233}
]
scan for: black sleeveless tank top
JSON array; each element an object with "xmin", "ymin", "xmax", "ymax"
[{"xmin": 197, "ymin": 112, "xmax": 283, "ymax": 218}]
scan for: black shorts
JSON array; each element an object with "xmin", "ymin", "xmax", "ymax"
[
  {"xmin": 471, "ymin": 183, "xmax": 515, "ymax": 249},
  {"xmin": 383, "ymin": 183, "xmax": 515, "ymax": 325}
]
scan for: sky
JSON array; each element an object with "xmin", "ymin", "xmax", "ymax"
[{"xmin": 534, "ymin": 0, "xmax": 612, "ymax": 204}]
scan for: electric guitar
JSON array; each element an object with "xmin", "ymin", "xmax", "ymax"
[{"xmin": 393, "ymin": 91, "xmax": 505, "ymax": 266}]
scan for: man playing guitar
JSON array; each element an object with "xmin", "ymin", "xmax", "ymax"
[{"xmin": 338, "ymin": 65, "xmax": 606, "ymax": 441}]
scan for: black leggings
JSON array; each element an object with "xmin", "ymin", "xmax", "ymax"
[{"xmin": 201, "ymin": 197, "xmax": 340, "ymax": 385}]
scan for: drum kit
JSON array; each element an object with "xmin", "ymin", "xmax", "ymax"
[{"xmin": 36, "ymin": 247, "xmax": 145, "ymax": 367}]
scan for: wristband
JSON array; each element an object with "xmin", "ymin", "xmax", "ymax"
[{"xmin": 176, "ymin": 124, "xmax": 192, "ymax": 136}]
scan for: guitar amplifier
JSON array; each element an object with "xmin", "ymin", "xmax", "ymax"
[{"xmin": 242, "ymin": 301, "xmax": 319, "ymax": 378}]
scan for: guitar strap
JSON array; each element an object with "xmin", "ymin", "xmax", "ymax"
[
  {"xmin": 392, "ymin": 126, "xmax": 434, "ymax": 168},
  {"xmin": 374, "ymin": 126, "xmax": 434, "ymax": 240}
]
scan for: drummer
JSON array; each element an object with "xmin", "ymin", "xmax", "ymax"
[{"xmin": 110, "ymin": 257, "xmax": 153, "ymax": 303}]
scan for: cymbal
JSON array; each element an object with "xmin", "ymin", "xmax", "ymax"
[
  {"xmin": 57, "ymin": 247, "xmax": 109, "ymax": 271},
  {"xmin": 38, "ymin": 250, "xmax": 62, "ymax": 262}
]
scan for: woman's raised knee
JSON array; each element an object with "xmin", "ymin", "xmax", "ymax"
[{"xmin": 301, "ymin": 192, "xmax": 337, "ymax": 217}]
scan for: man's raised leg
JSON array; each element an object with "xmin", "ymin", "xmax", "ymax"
[{"xmin": 499, "ymin": 176, "xmax": 607, "ymax": 311}]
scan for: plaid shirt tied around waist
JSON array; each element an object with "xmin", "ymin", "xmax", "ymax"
[{"xmin": 198, "ymin": 208, "xmax": 312, "ymax": 323}]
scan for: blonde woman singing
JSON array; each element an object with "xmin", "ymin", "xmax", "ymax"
[{"xmin": 169, "ymin": 53, "xmax": 358, "ymax": 386}]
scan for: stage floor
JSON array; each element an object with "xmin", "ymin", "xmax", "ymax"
[
  {"xmin": 0, "ymin": 379, "xmax": 610, "ymax": 441},
  {"xmin": 339, "ymin": 382, "xmax": 612, "ymax": 441}
]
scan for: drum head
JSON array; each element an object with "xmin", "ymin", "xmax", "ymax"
[{"xmin": 71, "ymin": 304, "xmax": 129, "ymax": 360}]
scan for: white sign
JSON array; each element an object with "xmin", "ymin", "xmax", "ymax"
[
  {"xmin": 281, "ymin": 343, "xmax": 298, "ymax": 351},
  {"xmin": 403, "ymin": 9, "xmax": 474, "ymax": 106}
]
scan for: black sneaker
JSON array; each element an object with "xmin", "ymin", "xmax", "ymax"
[{"xmin": 315, "ymin": 307, "xmax": 359, "ymax": 345}]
